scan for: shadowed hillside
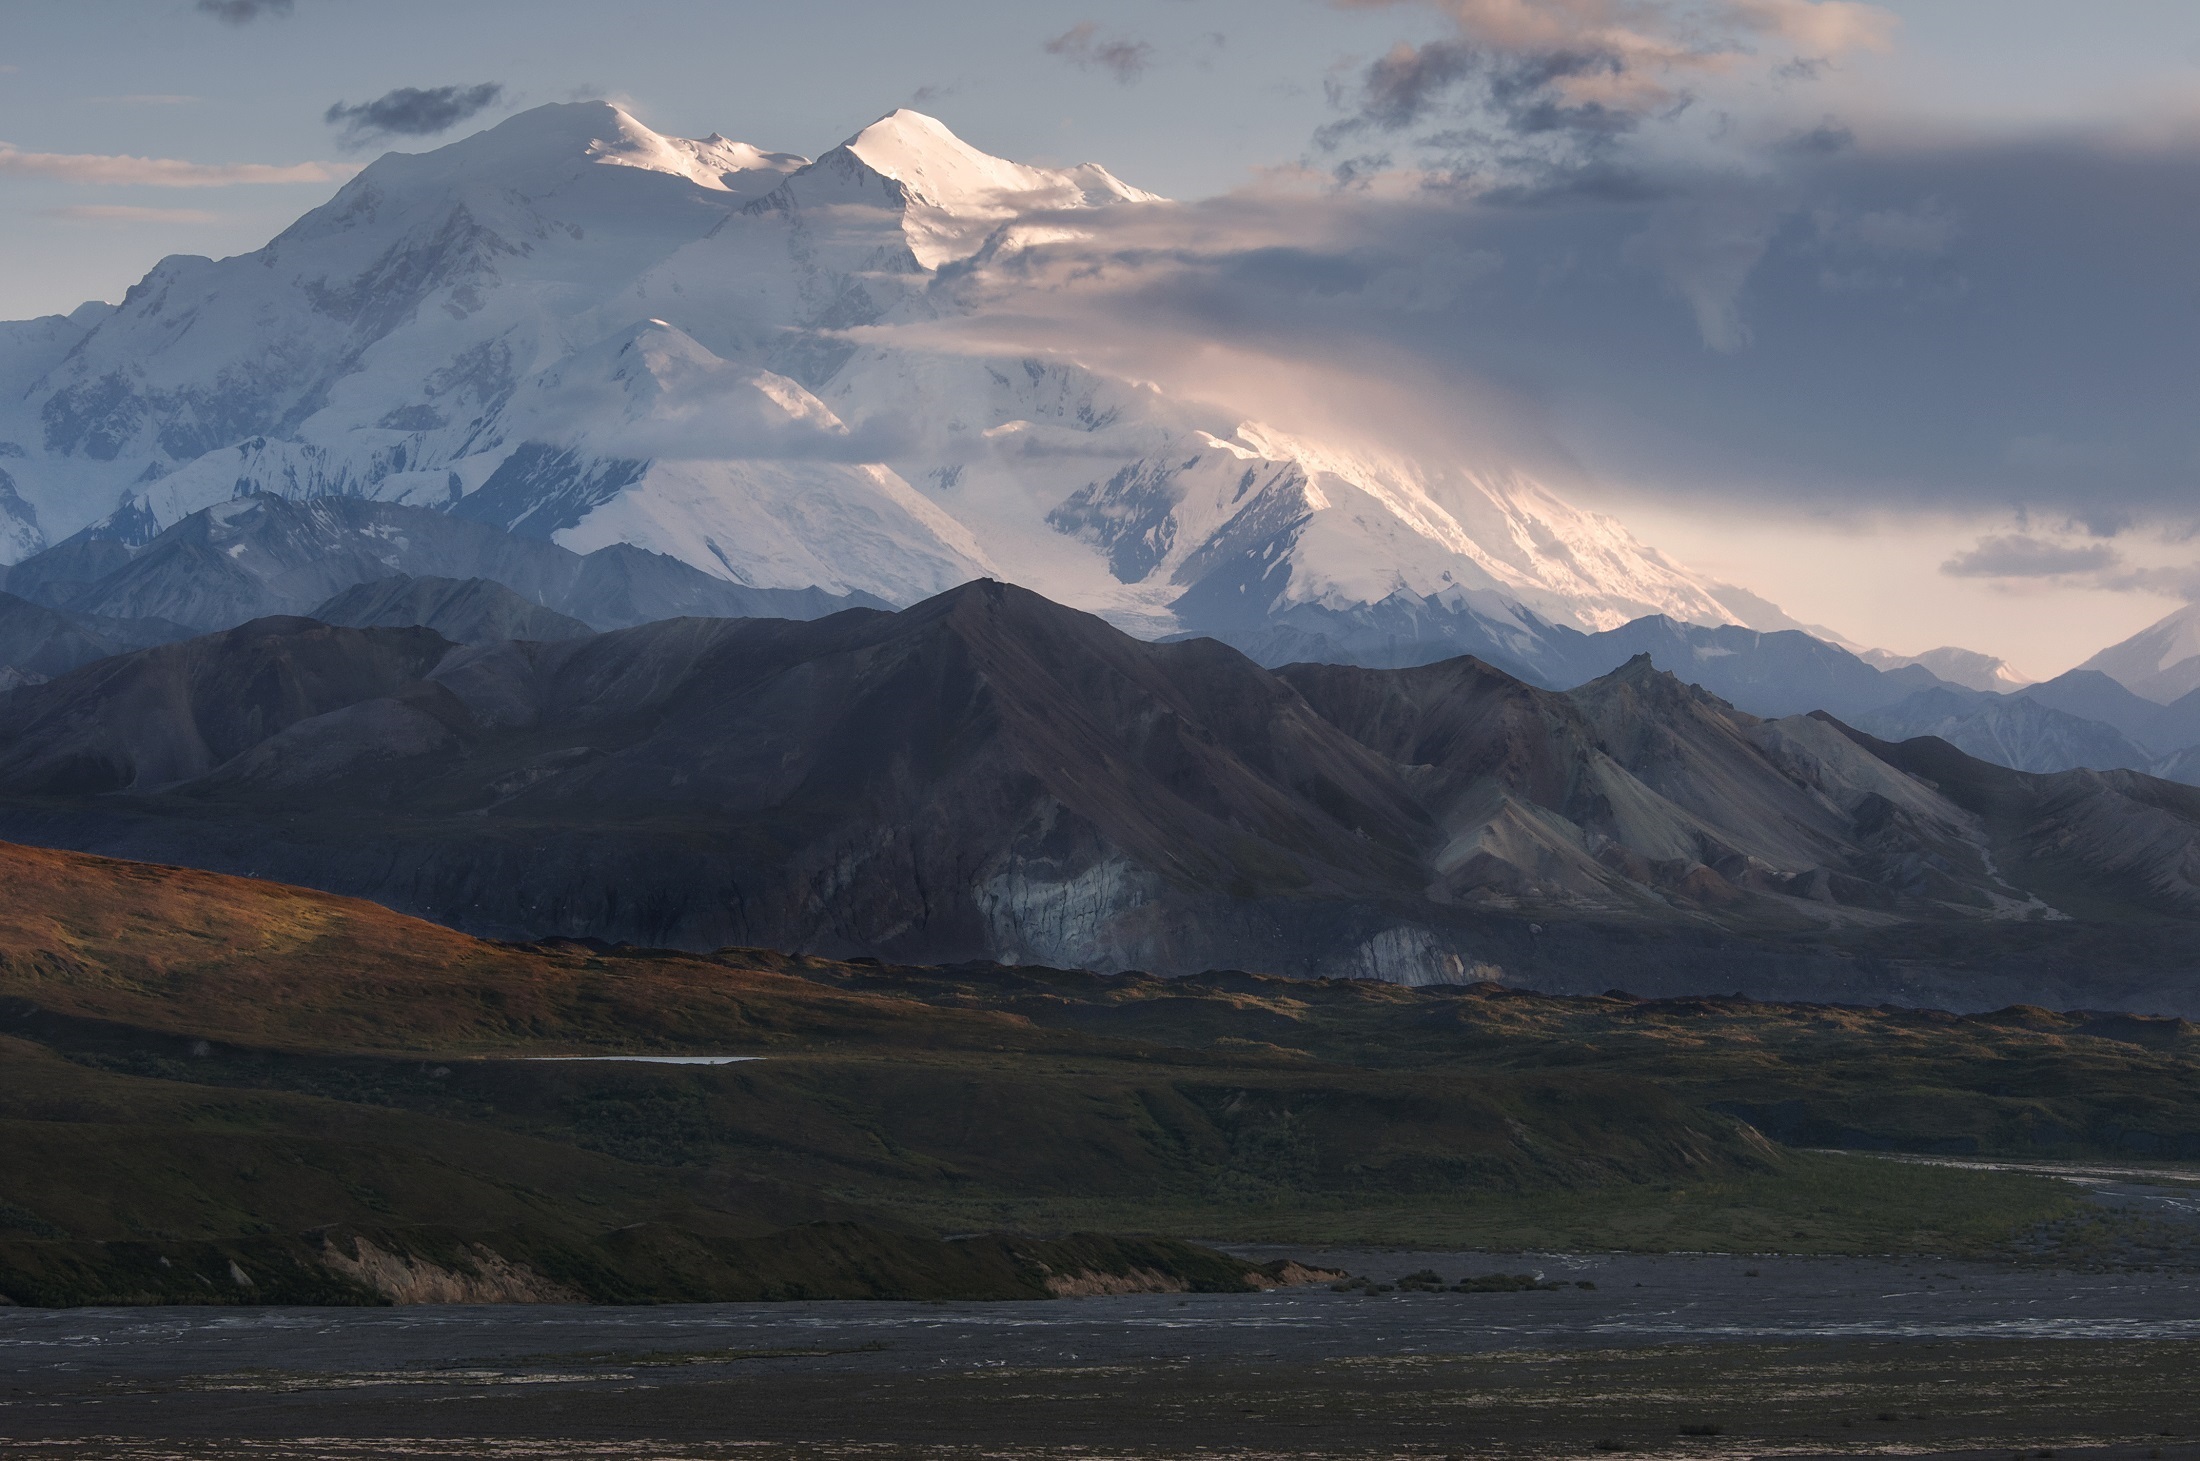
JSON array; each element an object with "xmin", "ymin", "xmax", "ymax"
[{"xmin": 4, "ymin": 583, "xmax": 2200, "ymax": 1010}]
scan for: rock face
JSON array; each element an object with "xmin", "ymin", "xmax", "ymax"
[
  {"xmin": 1852, "ymin": 687, "xmax": 2158, "ymax": 776},
  {"xmin": 2, "ymin": 581, "xmax": 2196, "ymax": 994},
  {"xmin": 311, "ymin": 575, "xmax": 592, "ymax": 644},
  {"xmin": 2014, "ymin": 670, "xmax": 2200, "ymax": 757},
  {"xmin": 0, "ymin": 591, "xmax": 191, "ymax": 689},
  {"xmin": 1842, "ymin": 674, "xmax": 2200, "ymax": 783},
  {"xmin": 1, "ymin": 494, "xmax": 880, "ymax": 633}
]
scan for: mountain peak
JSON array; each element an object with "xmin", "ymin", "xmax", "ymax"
[
  {"xmin": 2081, "ymin": 600, "xmax": 2200, "ymax": 703},
  {"xmin": 375, "ymin": 101, "xmax": 803, "ymax": 197},
  {"xmin": 835, "ymin": 108, "xmax": 1159, "ymax": 217},
  {"xmin": 1578, "ymin": 650, "xmax": 1726, "ymax": 708},
  {"xmin": 839, "ymin": 110, "xmax": 1055, "ymax": 213},
  {"xmin": 1862, "ymin": 643, "xmax": 2031, "ymax": 693},
  {"xmin": 447, "ymin": 100, "xmax": 661, "ymax": 165}
]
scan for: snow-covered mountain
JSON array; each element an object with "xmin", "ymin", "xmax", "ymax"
[
  {"xmin": 2079, "ymin": 602, "xmax": 2200, "ymax": 705},
  {"xmin": 1850, "ymin": 687, "xmax": 2158, "ymax": 776},
  {"xmin": 1861, "ymin": 645, "xmax": 2031, "ymax": 693},
  {"xmin": 0, "ymin": 102, "xmax": 1748, "ymax": 646}
]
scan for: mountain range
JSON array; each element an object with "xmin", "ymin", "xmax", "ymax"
[
  {"xmin": 4, "ymin": 486, "xmax": 2198, "ymax": 795},
  {"xmin": 4, "ymin": 98, "xmax": 2195, "ymax": 776},
  {"xmin": 0, "ymin": 100, "xmax": 1767, "ymax": 664},
  {"xmin": 3, "ymin": 578, "xmax": 2198, "ymax": 1011},
  {"xmin": 0, "ymin": 492, "xmax": 873, "ymax": 684},
  {"xmin": 3, "ymin": 100, "xmax": 2199, "ymax": 1017}
]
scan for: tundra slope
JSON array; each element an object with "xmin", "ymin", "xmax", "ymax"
[
  {"xmin": 0, "ymin": 835, "xmax": 1783, "ymax": 1305},
  {"xmin": 1, "ymin": 581, "xmax": 2197, "ymax": 1007}
]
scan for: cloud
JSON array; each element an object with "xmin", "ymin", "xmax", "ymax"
[
  {"xmin": 518, "ymin": 334, "xmax": 924, "ymax": 467},
  {"xmin": 1340, "ymin": 0, "xmax": 1894, "ymax": 52},
  {"xmin": 979, "ymin": 0, "xmax": 2145, "ymax": 538},
  {"xmin": 884, "ymin": 110, "xmax": 2200, "ymax": 545},
  {"xmin": 1817, "ymin": 199, "xmax": 1958, "ymax": 255},
  {"xmin": 1315, "ymin": 0, "xmax": 1897, "ymax": 198},
  {"xmin": 0, "ymin": 143, "xmax": 354, "ymax": 187},
  {"xmin": 1942, "ymin": 534, "xmax": 2121, "ymax": 579},
  {"xmin": 1295, "ymin": 5, "xmax": 1892, "ymax": 348},
  {"xmin": 1622, "ymin": 183, "xmax": 1786, "ymax": 351},
  {"xmin": 41, "ymin": 205, "xmax": 221, "ymax": 223},
  {"xmin": 2099, "ymin": 563, "xmax": 2200, "ymax": 601},
  {"xmin": 195, "ymin": 0, "xmax": 292, "ymax": 22},
  {"xmin": 1043, "ymin": 23, "xmax": 1159, "ymax": 84},
  {"xmin": 324, "ymin": 83, "xmax": 504, "ymax": 148},
  {"xmin": 597, "ymin": 400, "xmax": 920, "ymax": 466}
]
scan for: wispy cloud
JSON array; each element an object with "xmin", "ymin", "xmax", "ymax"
[
  {"xmin": 0, "ymin": 143, "xmax": 354, "ymax": 187},
  {"xmin": 1942, "ymin": 534, "xmax": 2121, "ymax": 579},
  {"xmin": 1043, "ymin": 22, "xmax": 1159, "ymax": 85},
  {"xmin": 195, "ymin": 0, "xmax": 293, "ymax": 23},
  {"xmin": 324, "ymin": 83, "xmax": 504, "ymax": 148},
  {"xmin": 2101, "ymin": 564, "xmax": 2200, "ymax": 601},
  {"xmin": 1317, "ymin": 0, "xmax": 1896, "ymax": 186},
  {"xmin": 1934, "ymin": 531, "xmax": 2200, "ymax": 601},
  {"xmin": 40, "ymin": 204, "xmax": 222, "ymax": 223}
]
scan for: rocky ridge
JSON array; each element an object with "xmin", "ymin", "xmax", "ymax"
[{"xmin": 1, "ymin": 580, "xmax": 2195, "ymax": 1007}]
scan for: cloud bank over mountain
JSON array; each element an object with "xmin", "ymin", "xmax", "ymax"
[{"xmin": 860, "ymin": 0, "xmax": 2200, "ymax": 638}]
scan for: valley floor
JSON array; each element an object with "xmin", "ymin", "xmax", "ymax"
[{"xmin": 8, "ymin": 1246, "xmax": 2200, "ymax": 1458}]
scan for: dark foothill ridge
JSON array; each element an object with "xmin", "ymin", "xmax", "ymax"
[{"xmin": 2, "ymin": 579, "xmax": 2198, "ymax": 1008}]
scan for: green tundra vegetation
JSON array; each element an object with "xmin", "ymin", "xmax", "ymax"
[{"xmin": 5, "ymin": 838, "xmax": 2196, "ymax": 1303}]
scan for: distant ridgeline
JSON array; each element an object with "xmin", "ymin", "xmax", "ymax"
[
  {"xmin": 1, "ymin": 564, "xmax": 2199, "ymax": 1009},
  {"xmin": 8, "ymin": 492, "xmax": 2200, "ymax": 779}
]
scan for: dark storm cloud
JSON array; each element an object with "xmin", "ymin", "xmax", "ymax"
[
  {"xmin": 324, "ymin": 84, "xmax": 505, "ymax": 148},
  {"xmin": 195, "ymin": 0, "xmax": 291, "ymax": 22}
]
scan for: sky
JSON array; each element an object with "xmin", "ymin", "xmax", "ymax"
[{"xmin": 3, "ymin": 0, "xmax": 2199, "ymax": 673}]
